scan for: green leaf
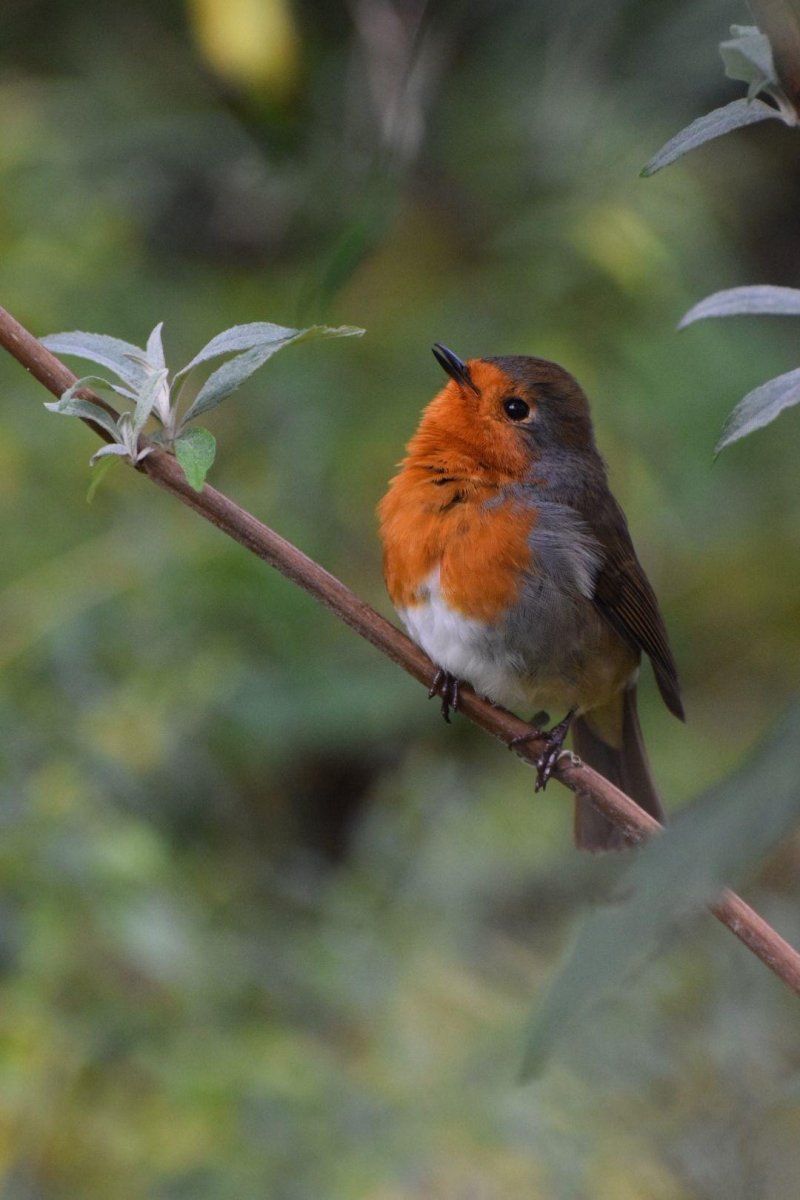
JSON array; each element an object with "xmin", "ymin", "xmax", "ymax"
[
  {"xmin": 181, "ymin": 344, "xmax": 284, "ymax": 423},
  {"xmin": 521, "ymin": 701, "xmax": 800, "ymax": 1079},
  {"xmin": 90, "ymin": 443, "xmax": 133, "ymax": 465},
  {"xmin": 175, "ymin": 320, "xmax": 362, "ymax": 381},
  {"xmin": 720, "ymin": 25, "xmax": 778, "ymax": 98},
  {"xmin": 180, "ymin": 323, "xmax": 363, "ymax": 424},
  {"xmin": 109, "ymin": 383, "xmax": 139, "ymax": 402},
  {"xmin": 174, "ymin": 427, "xmax": 216, "ymax": 491},
  {"xmin": 174, "ymin": 321, "xmax": 303, "ymax": 379},
  {"xmin": 44, "ymin": 384, "xmax": 121, "ymax": 441},
  {"xmin": 132, "ymin": 368, "xmax": 170, "ymax": 435},
  {"xmin": 715, "ymin": 367, "xmax": 800, "ymax": 453},
  {"xmin": 40, "ymin": 331, "xmax": 149, "ymax": 391},
  {"xmin": 49, "ymin": 374, "xmax": 115, "ymax": 407},
  {"xmin": 680, "ymin": 285, "xmax": 800, "ymax": 326},
  {"xmin": 290, "ymin": 323, "xmax": 365, "ymax": 345},
  {"xmin": 306, "ymin": 214, "xmax": 387, "ymax": 311},
  {"xmin": 641, "ymin": 98, "xmax": 782, "ymax": 176},
  {"xmin": 145, "ymin": 321, "xmax": 166, "ymax": 370},
  {"xmin": 290, "ymin": 323, "xmax": 365, "ymax": 348},
  {"xmin": 86, "ymin": 453, "xmax": 120, "ymax": 503}
]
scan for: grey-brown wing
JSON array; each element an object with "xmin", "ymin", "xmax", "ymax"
[{"xmin": 589, "ymin": 498, "xmax": 684, "ymax": 721}]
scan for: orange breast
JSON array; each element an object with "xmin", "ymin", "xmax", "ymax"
[{"xmin": 379, "ymin": 471, "xmax": 536, "ymax": 623}]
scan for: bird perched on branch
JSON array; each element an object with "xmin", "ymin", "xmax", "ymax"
[{"xmin": 378, "ymin": 345, "xmax": 683, "ymax": 850}]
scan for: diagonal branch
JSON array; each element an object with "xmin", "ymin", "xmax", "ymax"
[{"xmin": 2, "ymin": 302, "xmax": 800, "ymax": 995}]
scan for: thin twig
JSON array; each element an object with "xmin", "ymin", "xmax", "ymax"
[{"xmin": 2, "ymin": 302, "xmax": 800, "ymax": 995}]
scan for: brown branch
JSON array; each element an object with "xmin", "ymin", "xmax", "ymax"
[{"xmin": 3, "ymin": 302, "xmax": 800, "ymax": 996}]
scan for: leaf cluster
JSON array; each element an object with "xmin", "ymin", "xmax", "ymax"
[
  {"xmin": 43, "ymin": 320, "xmax": 363, "ymax": 491},
  {"xmin": 642, "ymin": 25, "xmax": 799, "ymax": 177},
  {"xmin": 680, "ymin": 287, "xmax": 800, "ymax": 451},
  {"xmin": 643, "ymin": 22, "xmax": 800, "ymax": 451}
]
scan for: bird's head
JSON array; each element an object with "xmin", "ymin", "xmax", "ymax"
[{"xmin": 415, "ymin": 344, "xmax": 597, "ymax": 477}]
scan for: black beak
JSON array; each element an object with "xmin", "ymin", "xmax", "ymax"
[{"xmin": 432, "ymin": 343, "xmax": 479, "ymax": 395}]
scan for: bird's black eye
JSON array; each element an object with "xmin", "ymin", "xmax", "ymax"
[{"xmin": 503, "ymin": 396, "xmax": 530, "ymax": 421}]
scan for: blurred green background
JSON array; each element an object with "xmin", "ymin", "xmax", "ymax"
[{"xmin": 3, "ymin": 0, "xmax": 800, "ymax": 1196}]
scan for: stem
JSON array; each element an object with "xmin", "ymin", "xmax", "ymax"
[
  {"xmin": 750, "ymin": 0, "xmax": 800, "ymax": 114},
  {"xmin": 2, "ymin": 302, "xmax": 800, "ymax": 996}
]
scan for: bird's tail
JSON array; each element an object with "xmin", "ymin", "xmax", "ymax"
[{"xmin": 571, "ymin": 685, "xmax": 665, "ymax": 851}]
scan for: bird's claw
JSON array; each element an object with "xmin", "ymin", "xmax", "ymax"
[
  {"xmin": 534, "ymin": 707, "xmax": 577, "ymax": 791},
  {"xmin": 508, "ymin": 719, "xmax": 547, "ymax": 753},
  {"xmin": 534, "ymin": 745, "xmax": 562, "ymax": 792},
  {"xmin": 428, "ymin": 669, "xmax": 460, "ymax": 723},
  {"xmin": 509, "ymin": 707, "xmax": 577, "ymax": 792}
]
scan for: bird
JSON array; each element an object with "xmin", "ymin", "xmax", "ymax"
[{"xmin": 377, "ymin": 344, "xmax": 684, "ymax": 851}]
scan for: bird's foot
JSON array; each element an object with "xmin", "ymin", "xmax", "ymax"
[
  {"xmin": 507, "ymin": 713, "xmax": 547, "ymax": 754},
  {"xmin": 533, "ymin": 708, "xmax": 577, "ymax": 791},
  {"xmin": 508, "ymin": 707, "xmax": 577, "ymax": 792},
  {"xmin": 428, "ymin": 669, "xmax": 460, "ymax": 723}
]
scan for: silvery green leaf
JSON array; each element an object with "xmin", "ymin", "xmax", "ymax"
[
  {"xmin": 132, "ymin": 367, "xmax": 169, "ymax": 435},
  {"xmin": 86, "ymin": 453, "xmax": 119, "ymax": 503},
  {"xmin": 290, "ymin": 323, "xmax": 365, "ymax": 347},
  {"xmin": 40, "ymin": 331, "xmax": 149, "ymax": 390},
  {"xmin": 641, "ymin": 98, "xmax": 782, "ymax": 176},
  {"xmin": 181, "ymin": 344, "xmax": 282, "ymax": 422},
  {"xmin": 720, "ymin": 25, "xmax": 778, "ymax": 98},
  {"xmin": 521, "ymin": 700, "xmax": 800, "ymax": 1079},
  {"xmin": 145, "ymin": 321, "xmax": 166, "ymax": 370},
  {"xmin": 44, "ymin": 387, "xmax": 121, "ymax": 441},
  {"xmin": 109, "ymin": 383, "xmax": 139, "ymax": 402},
  {"xmin": 90, "ymin": 443, "xmax": 133, "ymax": 464},
  {"xmin": 680, "ymin": 285, "xmax": 800, "ymax": 326},
  {"xmin": 716, "ymin": 366, "xmax": 800, "ymax": 452},
  {"xmin": 174, "ymin": 427, "xmax": 216, "ymax": 491},
  {"xmin": 115, "ymin": 411, "xmax": 136, "ymax": 454},
  {"xmin": 48, "ymin": 373, "xmax": 115, "ymax": 409},
  {"xmin": 174, "ymin": 322, "xmax": 301, "ymax": 379},
  {"xmin": 180, "ymin": 323, "xmax": 364, "ymax": 423},
  {"xmin": 175, "ymin": 321, "xmax": 364, "ymax": 380}
]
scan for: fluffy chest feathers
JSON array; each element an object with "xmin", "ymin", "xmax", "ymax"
[
  {"xmin": 379, "ymin": 470, "xmax": 540, "ymax": 618},
  {"xmin": 378, "ymin": 465, "xmax": 634, "ymax": 713}
]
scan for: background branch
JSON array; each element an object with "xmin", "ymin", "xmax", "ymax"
[{"xmin": 2, "ymin": 302, "xmax": 800, "ymax": 998}]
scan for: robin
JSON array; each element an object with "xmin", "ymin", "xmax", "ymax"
[{"xmin": 378, "ymin": 345, "xmax": 684, "ymax": 850}]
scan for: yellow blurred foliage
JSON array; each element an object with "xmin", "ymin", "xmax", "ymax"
[
  {"xmin": 571, "ymin": 203, "xmax": 671, "ymax": 290},
  {"xmin": 188, "ymin": 0, "xmax": 301, "ymax": 98}
]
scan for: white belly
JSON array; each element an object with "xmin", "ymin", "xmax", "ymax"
[
  {"xmin": 397, "ymin": 567, "xmax": 635, "ymax": 717},
  {"xmin": 399, "ymin": 569, "xmax": 533, "ymax": 711}
]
